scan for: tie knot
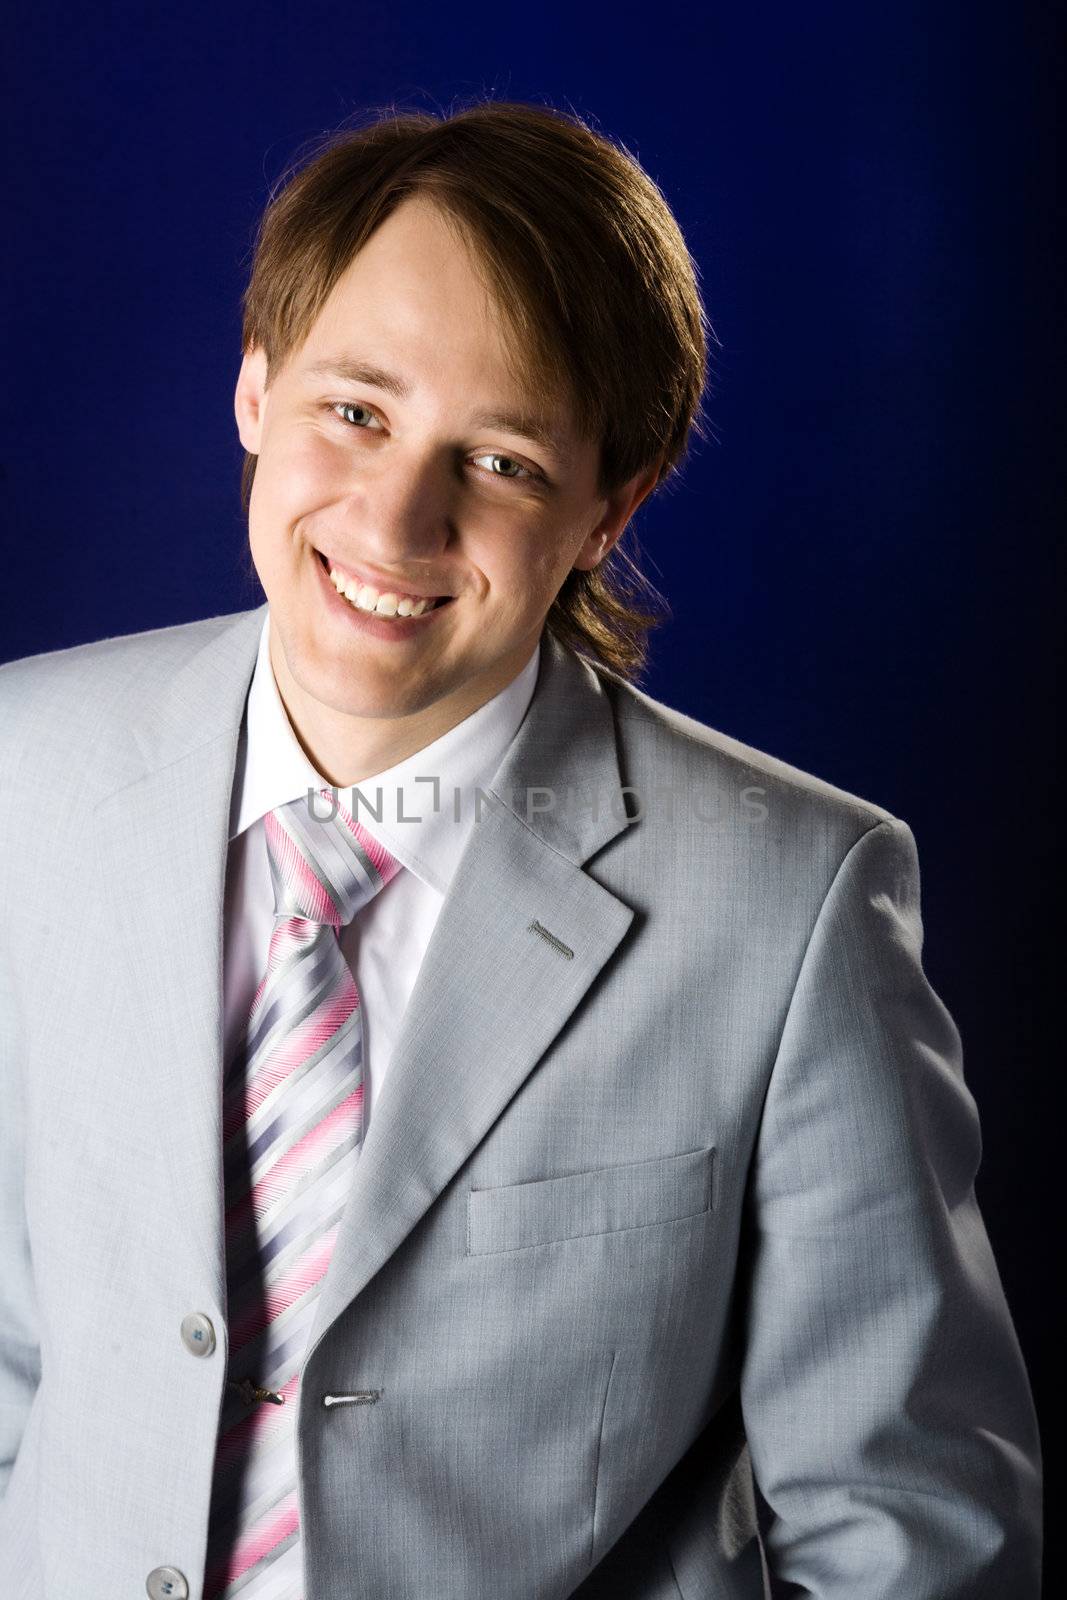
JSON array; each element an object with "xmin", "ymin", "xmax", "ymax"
[{"xmin": 264, "ymin": 787, "xmax": 402, "ymax": 929}]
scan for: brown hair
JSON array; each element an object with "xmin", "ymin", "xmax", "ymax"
[{"xmin": 239, "ymin": 98, "xmax": 712, "ymax": 682}]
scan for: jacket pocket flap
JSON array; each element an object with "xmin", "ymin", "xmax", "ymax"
[{"xmin": 467, "ymin": 1145, "xmax": 715, "ymax": 1256}]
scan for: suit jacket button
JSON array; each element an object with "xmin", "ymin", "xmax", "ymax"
[
  {"xmin": 146, "ymin": 1568, "xmax": 189, "ymax": 1599},
  {"xmin": 179, "ymin": 1312, "xmax": 216, "ymax": 1357}
]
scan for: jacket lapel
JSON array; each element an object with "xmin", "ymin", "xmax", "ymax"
[{"xmin": 89, "ymin": 604, "xmax": 636, "ymax": 1351}]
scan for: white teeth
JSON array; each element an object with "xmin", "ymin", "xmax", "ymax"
[{"xmin": 326, "ymin": 561, "xmax": 440, "ymax": 617}]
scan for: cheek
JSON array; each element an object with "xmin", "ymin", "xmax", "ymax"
[
  {"xmin": 252, "ymin": 430, "xmax": 347, "ymax": 525},
  {"xmin": 477, "ymin": 525, "xmax": 552, "ymax": 602},
  {"xmin": 519, "ymin": 517, "xmax": 586, "ymax": 596},
  {"xmin": 476, "ymin": 529, "xmax": 578, "ymax": 634}
]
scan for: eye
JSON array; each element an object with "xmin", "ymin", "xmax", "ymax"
[
  {"xmin": 329, "ymin": 403, "xmax": 547, "ymax": 483},
  {"xmin": 470, "ymin": 451, "xmax": 537, "ymax": 482},
  {"xmin": 331, "ymin": 401, "xmax": 383, "ymax": 429}
]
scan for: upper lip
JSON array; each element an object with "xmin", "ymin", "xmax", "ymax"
[{"xmin": 317, "ymin": 549, "xmax": 451, "ymax": 600}]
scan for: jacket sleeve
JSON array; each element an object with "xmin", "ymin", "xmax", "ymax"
[
  {"xmin": 737, "ymin": 816, "xmax": 1042, "ymax": 1596},
  {"xmin": 0, "ymin": 928, "xmax": 40, "ymax": 1501}
]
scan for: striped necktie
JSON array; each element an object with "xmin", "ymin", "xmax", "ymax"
[{"xmin": 203, "ymin": 785, "xmax": 402, "ymax": 1598}]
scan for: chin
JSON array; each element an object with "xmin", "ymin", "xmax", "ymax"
[{"xmin": 301, "ymin": 656, "xmax": 441, "ymax": 717}]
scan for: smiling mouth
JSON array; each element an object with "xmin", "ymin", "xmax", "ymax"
[{"xmin": 316, "ymin": 551, "xmax": 454, "ymax": 616}]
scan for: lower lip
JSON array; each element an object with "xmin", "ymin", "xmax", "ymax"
[{"xmin": 314, "ymin": 553, "xmax": 452, "ymax": 642}]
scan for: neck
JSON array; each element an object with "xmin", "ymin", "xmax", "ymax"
[{"xmin": 267, "ymin": 624, "xmax": 538, "ymax": 788}]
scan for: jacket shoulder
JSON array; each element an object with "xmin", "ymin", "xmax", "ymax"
[
  {"xmin": 598, "ymin": 666, "xmax": 897, "ymax": 845},
  {"xmin": 0, "ymin": 609, "xmax": 254, "ymax": 796}
]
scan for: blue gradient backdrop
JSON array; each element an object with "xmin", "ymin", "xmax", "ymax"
[{"xmin": 2, "ymin": 0, "xmax": 1058, "ymax": 1554}]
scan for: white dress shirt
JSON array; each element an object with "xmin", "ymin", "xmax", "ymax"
[{"xmin": 222, "ymin": 610, "xmax": 540, "ymax": 1134}]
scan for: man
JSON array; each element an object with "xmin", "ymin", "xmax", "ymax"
[{"xmin": 0, "ymin": 100, "xmax": 1042, "ymax": 1598}]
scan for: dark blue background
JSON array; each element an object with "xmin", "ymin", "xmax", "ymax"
[{"xmin": 3, "ymin": 0, "xmax": 1058, "ymax": 1551}]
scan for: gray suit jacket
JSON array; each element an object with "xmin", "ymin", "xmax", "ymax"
[{"xmin": 0, "ymin": 603, "xmax": 1042, "ymax": 1598}]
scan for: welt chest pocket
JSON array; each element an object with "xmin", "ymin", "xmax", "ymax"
[{"xmin": 466, "ymin": 1145, "xmax": 716, "ymax": 1256}]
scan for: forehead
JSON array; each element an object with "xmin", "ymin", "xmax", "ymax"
[
  {"xmin": 293, "ymin": 195, "xmax": 574, "ymax": 434},
  {"xmin": 303, "ymin": 199, "xmax": 506, "ymax": 368}
]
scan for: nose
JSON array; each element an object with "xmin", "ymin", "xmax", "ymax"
[{"xmin": 342, "ymin": 442, "xmax": 456, "ymax": 575}]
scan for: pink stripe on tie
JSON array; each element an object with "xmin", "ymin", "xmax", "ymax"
[
  {"xmin": 222, "ymin": 981, "xmax": 359, "ymax": 1142},
  {"xmin": 265, "ymin": 811, "xmax": 338, "ymax": 925},
  {"xmin": 252, "ymin": 1088, "xmax": 361, "ymax": 1210},
  {"xmin": 205, "ymin": 1488, "xmax": 300, "ymax": 1596},
  {"xmin": 331, "ymin": 791, "xmax": 402, "ymax": 883},
  {"xmin": 223, "ymin": 1087, "xmax": 362, "ymax": 1243},
  {"xmin": 229, "ymin": 1226, "xmax": 340, "ymax": 1353}
]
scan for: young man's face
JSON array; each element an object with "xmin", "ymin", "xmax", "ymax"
[{"xmin": 235, "ymin": 193, "xmax": 656, "ymax": 781}]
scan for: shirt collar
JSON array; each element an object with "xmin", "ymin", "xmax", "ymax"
[{"xmin": 228, "ymin": 609, "xmax": 541, "ymax": 897}]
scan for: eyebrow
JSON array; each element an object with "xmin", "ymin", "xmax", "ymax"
[{"xmin": 302, "ymin": 356, "xmax": 573, "ymax": 465}]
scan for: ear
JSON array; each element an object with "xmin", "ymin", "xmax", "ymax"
[
  {"xmin": 572, "ymin": 462, "xmax": 662, "ymax": 572},
  {"xmin": 234, "ymin": 345, "xmax": 270, "ymax": 453}
]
